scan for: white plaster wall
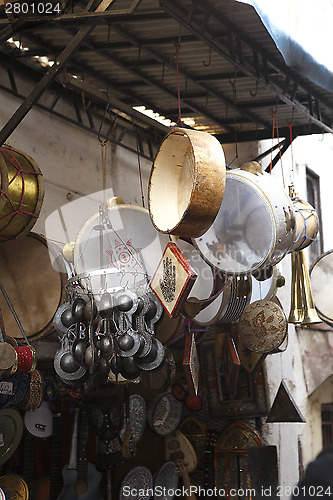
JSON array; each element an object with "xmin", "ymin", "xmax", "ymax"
[{"xmin": 257, "ymin": 133, "xmax": 333, "ymax": 497}]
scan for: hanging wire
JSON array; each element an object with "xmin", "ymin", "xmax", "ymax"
[
  {"xmin": 167, "ymin": 39, "xmax": 183, "ymax": 128},
  {"xmin": 226, "ymin": 70, "xmax": 239, "ymax": 168},
  {"xmin": 270, "ymin": 111, "xmax": 286, "ymax": 188},
  {"xmin": 135, "ymin": 126, "xmax": 145, "ymax": 208}
]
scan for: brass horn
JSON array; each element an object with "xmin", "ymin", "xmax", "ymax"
[{"xmin": 288, "ymin": 248, "xmax": 321, "ymax": 325}]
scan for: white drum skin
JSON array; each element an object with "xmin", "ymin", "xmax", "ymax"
[
  {"xmin": 194, "ymin": 169, "xmax": 296, "ymax": 276},
  {"xmin": 310, "ymin": 250, "xmax": 333, "ymax": 324}
]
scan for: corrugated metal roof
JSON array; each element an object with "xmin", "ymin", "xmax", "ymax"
[{"xmin": 0, "ymin": 0, "xmax": 332, "ymax": 145}]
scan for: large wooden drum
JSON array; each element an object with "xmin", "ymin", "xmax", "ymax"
[
  {"xmin": 0, "ymin": 146, "xmax": 44, "ymax": 241},
  {"xmin": 0, "ymin": 233, "xmax": 67, "ymax": 340},
  {"xmin": 148, "ymin": 128, "xmax": 226, "ymax": 238},
  {"xmin": 194, "ymin": 168, "xmax": 296, "ymax": 276}
]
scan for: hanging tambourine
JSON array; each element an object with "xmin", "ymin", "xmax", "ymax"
[{"xmin": 148, "ymin": 127, "xmax": 226, "ymax": 238}]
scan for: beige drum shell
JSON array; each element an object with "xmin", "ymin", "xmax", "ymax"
[
  {"xmin": 0, "ymin": 146, "xmax": 44, "ymax": 241},
  {"xmin": 0, "ymin": 233, "xmax": 68, "ymax": 340},
  {"xmin": 290, "ymin": 198, "xmax": 319, "ymax": 252},
  {"xmin": 310, "ymin": 250, "xmax": 333, "ymax": 324},
  {"xmin": 193, "ymin": 276, "xmax": 251, "ymax": 326},
  {"xmin": 148, "ymin": 127, "xmax": 226, "ymax": 238},
  {"xmin": 238, "ymin": 299, "xmax": 287, "ymax": 354}
]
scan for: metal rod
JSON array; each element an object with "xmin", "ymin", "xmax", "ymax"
[{"xmin": 0, "ymin": 281, "xmax": 30, "ymax": 345}]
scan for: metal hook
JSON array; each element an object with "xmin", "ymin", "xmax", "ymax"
[
  {"xmin": 98, "ymin": 91, "xmax": 114, "ymax": 144},
  {"xmin": 250, "ymin": 80, "xmax": 258, "ymax": 97},
  {"xmin": 203, "ymin": 46, "xmax": 211, "ymax": 67}
]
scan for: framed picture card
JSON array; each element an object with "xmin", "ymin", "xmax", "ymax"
[{"xmin": 150, "ymin": 242, "xmax": 197, "ymax": 318}]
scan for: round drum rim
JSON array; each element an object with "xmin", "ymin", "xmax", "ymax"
[
  {"xmin": 0, "ymin": 232, "xmax": 68, "ymax": 341},
  {"xmin": 148, "ymin": 127, "xmax": 226, "ymax": 238},
  {"xmin": 193, "ymin": 169, "xmax": 295, "ymax": 276},
  {"xmin": 0, "ymin": 145, "xmax": 44, "ymax": 241},
  {"xmin": 310, "ymin": 249, "xmax": 333, "ymax": 324}
]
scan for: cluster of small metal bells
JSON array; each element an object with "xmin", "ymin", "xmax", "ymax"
[{"xmin": 53, "ymin": 288, "xmax": 165, "ymax": 384}]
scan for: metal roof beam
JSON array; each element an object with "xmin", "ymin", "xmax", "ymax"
[
  {"xmin": 0, "ymin": 52, "xmax": 161, "ymax": 160},
  {"xmin": 58, "ymin": 24, "xmax": 236, "ymax": 133},
  {"xmin": 110, "ymin": 22, "xmax": 271, "ymax": 130}
]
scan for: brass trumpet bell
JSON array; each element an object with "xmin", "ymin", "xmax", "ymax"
[{"xmin": 288, "ymin": 249, "xmax": 321, "ymax": 325}]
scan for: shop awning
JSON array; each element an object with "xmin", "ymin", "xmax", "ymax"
[{"xmin": 236, "ymin": 0, "xmax": 333, "ymax": 92}]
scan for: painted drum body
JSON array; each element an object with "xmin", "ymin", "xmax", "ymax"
[
  {"xmin": 290, "ymin": 197, "xmax": 319, "ymax": 252},
  {"xmin": 148, "ymin": 127, "xmax": 226, "ymax": 238},
  {"xmin": 194, "ymin": 169, "xmax": 296, "ymax": 276},
  {"xmin": 0, "ymin": 145, "xmax": 44, "ymax": 241}
]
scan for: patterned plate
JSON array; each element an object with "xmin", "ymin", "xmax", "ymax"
[
  {"xmin": 238, "ymin": 299, "xmax": 287, "ymax": 353},
  {"xmin": 0, "ymin": 409, "xmax": 24, "ymax": 465},
  {"xmin": 119, "ymin": 394, "xmax": 146, "ymax": 442},
  {"xmin": 154, "ymin": 461, "xmax": 178, "ymax": 500},
  {"xmin": 119, "ymin": 466, "xmax": 153, "ymax": 500},
  {"xmin": 147, "ymin": 393, "xmax": 183, "ymax": 436}
]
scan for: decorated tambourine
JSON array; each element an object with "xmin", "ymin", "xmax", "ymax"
[
  {"xmin": 119, "ymin": 394, "xmax": 146, "ymax": 443},
  {"xmin": 73, "ymin": 204, "xmax": 169, "ymax": 299},
  {"xmin": 147, "ymin": 393, "xmax": 183, "ymax": 436},
  {"xmin": 153, "ymin": 461, "xmax": 179, "ymax": 500},
  {"xmin": 0, "ymin": 409, "xmax": 23, "ymax": 465},
  {"xmin": 119, "ymin": 466, "xmax": 153, "ymax": 500},
  {"xmin": 238, "ymin": 299, "xmax": 287, "ymax": 353},
  {"xmin": 193, "ymin": 167, "xmax": 295, "ymax": 276}
]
